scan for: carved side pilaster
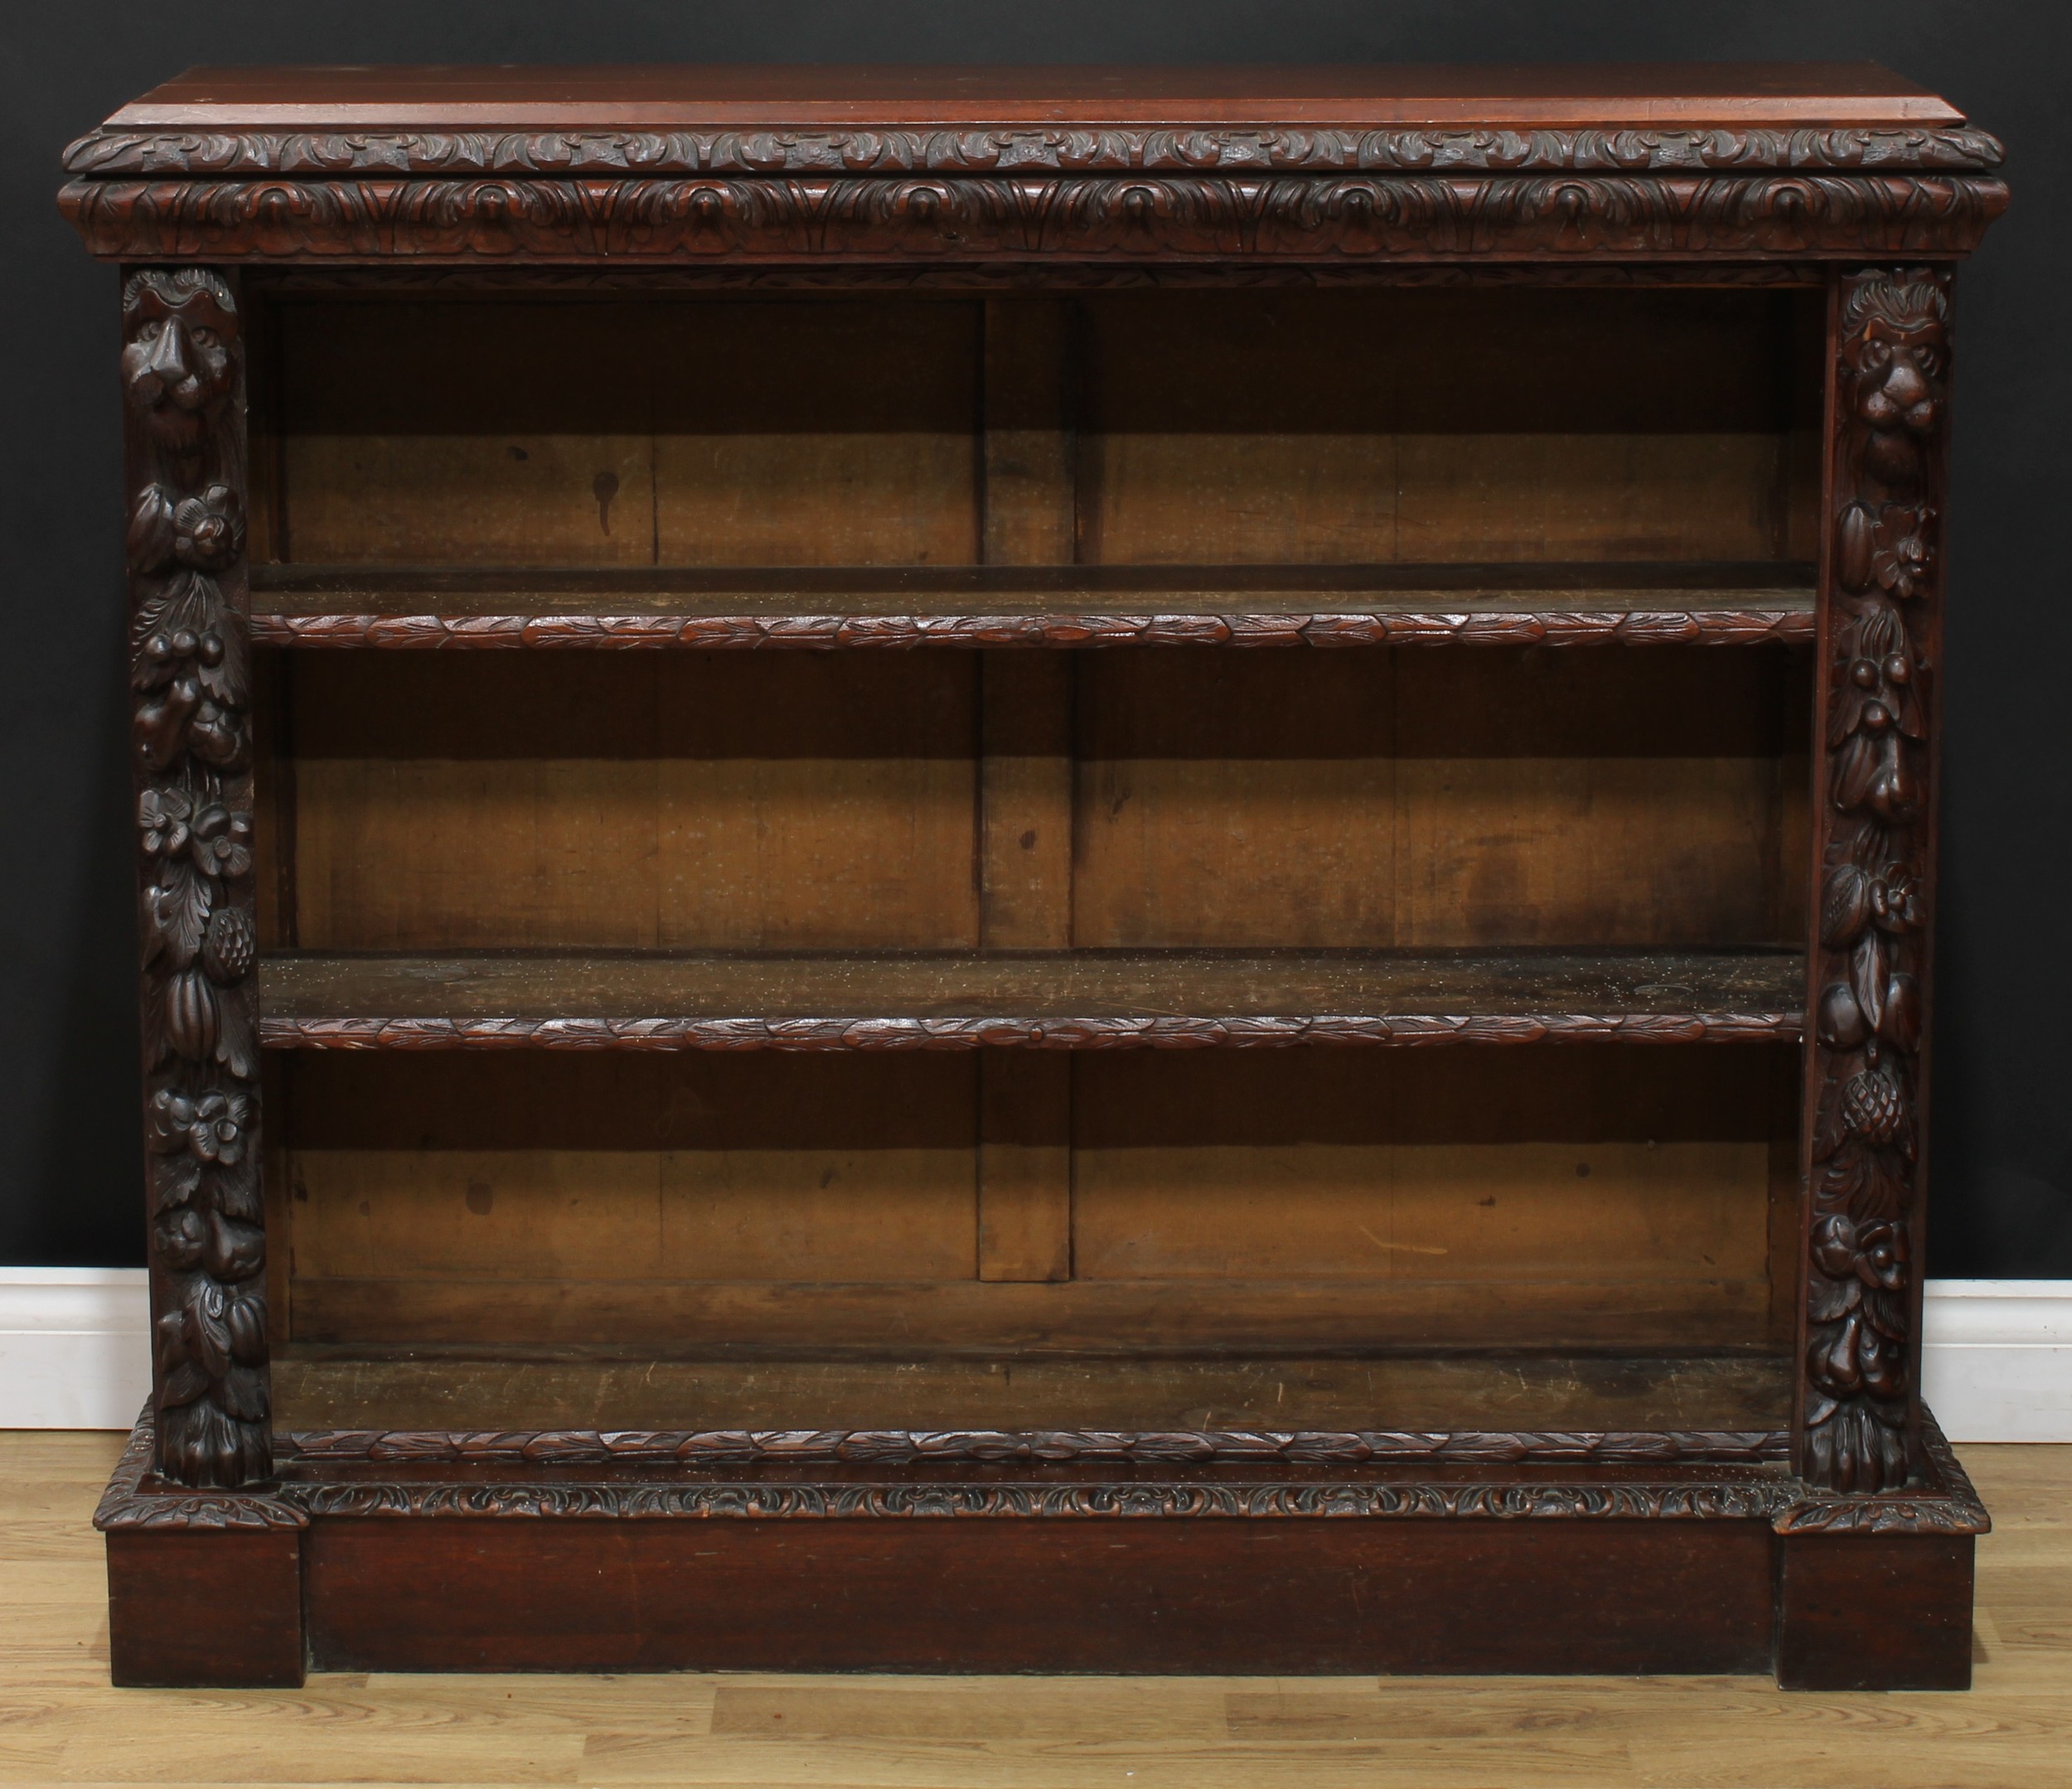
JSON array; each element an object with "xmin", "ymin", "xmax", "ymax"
[
  {"xmin": 1798, "ymin": 268, "xmax": 1951, "ymax": 1494},
  {"xmin": 124, "ymin": 267, "xmax": 268, "ymax": 1487}
]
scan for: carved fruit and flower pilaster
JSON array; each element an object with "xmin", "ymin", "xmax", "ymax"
[
  {"xmin": 124, "ymin": 268, "xmax": 268, "ymax": 1487},
  {"xmin": 1801, "ymin": 270, "xmax": 1950, "ymax": 1495}
]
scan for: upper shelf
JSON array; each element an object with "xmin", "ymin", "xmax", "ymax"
[
  {"xmin": 258, "ymin": 947, "xmax": 1803, "ymax": 1050},
  {"xmin": 248, "ymin": 563, "xmax": 1816, "ymax": 650}
]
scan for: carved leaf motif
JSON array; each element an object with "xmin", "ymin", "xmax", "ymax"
[
  {"xmin": 211, "ymin": 994, "xmax": 259, "ymax": 1081},
  {"xmin": 158, "ymin": 1358, "xmax": 210, "ymax": 1409},
  {"xmin": 151, "ymin": 1153, "xmax": 203, "ymax": 1213},
  {"xmin": 140, "ymin": 859, "xmax": 210, "ymax": 969},
  {"xmin": 213, "ymin": 1160, "xmax": 263, "ymax": 1225}
]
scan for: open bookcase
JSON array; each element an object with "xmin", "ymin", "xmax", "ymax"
[{"xmin": 65, "ymin": 62, "xmax": 2006, "ymax": 1688}]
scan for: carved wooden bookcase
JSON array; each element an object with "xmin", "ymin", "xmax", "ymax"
[{"xmin": 62, "ymin": 63, "xmax": 2006, "ymax": 1689}]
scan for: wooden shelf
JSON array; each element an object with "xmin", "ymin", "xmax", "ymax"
[
  {"xmin": 269, "ymin": 1347, "xmax": 1794, "ymax": 1458},
  {"xmin": 248, "ymin": 561, "xmax": 1816, "ymax": 650},
  {"xmin": 257, "ymin": 946, "xmax": 1803, "ymax": 1048}
]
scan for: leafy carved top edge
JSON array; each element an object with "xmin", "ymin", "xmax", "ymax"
[{"xmin": 63, "ymin": 123, "xmax": 2008, "ymax": 178}]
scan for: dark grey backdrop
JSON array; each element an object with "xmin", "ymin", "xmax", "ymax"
[{"xmin": 4, "ymin": 2, "xmax": 2066, "ymax": 1273}]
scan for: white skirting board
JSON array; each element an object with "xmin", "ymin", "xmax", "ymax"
[
  {"xmin": 1, "ymin": 1268, "xmax": 2068, "ymax": 1438},
  {"xmin": 1920, "ymin": 1279, "xmax": 2072, "ymax": 1443},
  {"xmin": 0, "ymin": 1269, "xmax": 152, "ymax": 1430}
]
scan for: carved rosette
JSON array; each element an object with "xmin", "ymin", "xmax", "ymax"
[
  {"xmin": 124, "ymin": 268, "xmax": 268, "ymax": 1487},
  {"xmin": 1800, "ymin": 269, "xmax": 1950, "ymax": 1494}
]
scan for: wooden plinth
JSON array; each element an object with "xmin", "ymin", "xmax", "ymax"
[{"xmin": 97, "ymin": 1407, "xmax": 1983, "ymax": 1689}]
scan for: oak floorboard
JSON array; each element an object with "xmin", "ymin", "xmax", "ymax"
[{"xmin": 2, "ymin": 1434, "xmax": 2067, "ymax": 1787}]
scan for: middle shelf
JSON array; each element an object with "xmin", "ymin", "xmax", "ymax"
[
  {"xmin": 257, "ymin": 947, "xmax": 1804, "ymax": 1050},
  {"xmin": 249, "ymin": 561, "xmax": 1818, "ymax": 650}
]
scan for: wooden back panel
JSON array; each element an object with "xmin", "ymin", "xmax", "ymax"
[
  {"xmin": 276, "ymin": 1044, "xmax": 1798, "ymax": 1356},
  {"xmin": 269, "ymin": 643, "xmax": 1807, "ymax": 953},
  {"xmin": 274, "ymin": 298, "xmax": 981, "ymax": 567},
  {"xmin": 1077, "ymin": 288, "xmax": 1819, "ymax": 564},
  {"xmin": 280, "ymin": 651, "xmax": 980, "ymax": 950},
  {"xmin": 259, "ymin": 287, "xmax": 1819, "ymax": 572}
]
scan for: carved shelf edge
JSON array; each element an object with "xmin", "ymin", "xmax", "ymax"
[
  {"xmin": 58, "ymin": 172, "xmax": 2007, "ymax": 264},
  {"xmin": 278, "ymin": 1481, "xmax": 1786, "ymax": 1521},
  {"xmin": 260, "ymin": 1013, "xmax": 1803, "ymax": 1051},
  {"xmin": 250, "ymin": 608, "xmax": 1818, "ymax": 650},
  {"xmin": 277, "ymin": 1427, "xmax": 1792, "ymax": 1467},
  {"xmin": 94, "ymin": 1404, "xmax": 1986, "ymax": 1530},
  {"xmin": 63, "ymin": 123, "xmax": 2007, "ymax": 180}
]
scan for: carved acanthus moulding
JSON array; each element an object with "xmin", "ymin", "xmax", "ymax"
[
  {"xmin": 250, "ymin": 607, "xmax": 1817, "ymax": 650},
  {"xmin": 94, "ymin": 1403, "xmax": 1986, "ymax": 1532},
  {"xmin": 1798, "ymin": 268, "xmax": 1950, "ymax": 1496},
  {"xmin": 63, "ymin": 123, "xmax": 2006, "ymax": 179},
  {"xmin": 125, "ymin": 268, "xmax": 268, "ymax": 1490},
  {"xmin": 277, "ymin": 1427, "xmax": 1790, "ymax": 1467},
  {"xmin": 259, "ymin": 1011, "xmax": 1802, "ymax": 1052},
  {"xmin": 59, "ymin": 172, "xmax": 2007, "ymax": 263}
]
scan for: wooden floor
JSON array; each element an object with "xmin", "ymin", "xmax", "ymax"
[{"xmin": 3, "ymin": 1434, "xmax": 2067, "ymax": 1787}]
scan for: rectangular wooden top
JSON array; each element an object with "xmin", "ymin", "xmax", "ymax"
[{"xmin": 109, "ymin": 62, "xmax": 1962, "ymax": 130}]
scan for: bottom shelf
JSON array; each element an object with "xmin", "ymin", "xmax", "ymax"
[{"xmin": 270, "ymin": 1347, "xmax": 1793, "ymax": 1457}]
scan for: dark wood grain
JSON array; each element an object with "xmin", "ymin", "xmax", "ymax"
[
  {"xmin": 280, "ymin": 1273, "xmax": 1781, "ymax": 1355},
  {"xmin": 105, "ymin": 1525, "xmax": 305, "ymax": 1687},
  {"xmin": 1775, "ymin": 1532, "xmax": 1975, "ymax": 1689},
  {"xmin": 302, "ymin": 1516, "xmax": 1779, "ymax": 1674},
  {"xmin": 268, "ymin": 1347, "xmax": 1794, "ymax": 1440}
]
